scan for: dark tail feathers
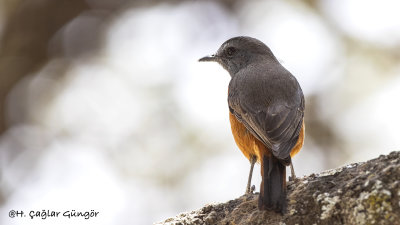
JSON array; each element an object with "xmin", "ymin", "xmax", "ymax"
[{"xmin": 258, "ymin": 154, "xmax": 287, "ymax": 214}]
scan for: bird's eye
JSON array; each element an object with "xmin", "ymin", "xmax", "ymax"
[{"xmin": 226, "ymin": 47, "xmax": 236, "ymax": 56}]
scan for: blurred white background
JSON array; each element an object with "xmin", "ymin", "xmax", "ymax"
[{"xmin": 0, "ymin": 0, "xmax": 400, "ymax": 224}]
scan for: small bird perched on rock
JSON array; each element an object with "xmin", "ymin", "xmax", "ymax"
[{"xmin": 199, "ymin": 36, "xmax": 305, "ymax": 214}]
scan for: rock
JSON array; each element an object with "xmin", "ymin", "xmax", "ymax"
[{"xmin": 156, "ymin": 151, "xmax": 400, "ymax": 225}]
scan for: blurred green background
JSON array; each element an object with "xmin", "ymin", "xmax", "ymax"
[{"xmin": 0, "ymin": 0, "xmax": 400, "ymax": 224}]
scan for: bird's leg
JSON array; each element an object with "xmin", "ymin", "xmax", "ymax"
[
  {"xmin": 246, "ymin": 155, "xmax": 257, "ymax": 194},
  {"xmin": 289, "ymin": 161, "xmax": 297, "ymax": 181}
]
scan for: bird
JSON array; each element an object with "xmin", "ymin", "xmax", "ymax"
[{"xmin": 199, "ymin": 36, "xmax": 305, "ymax": 214}]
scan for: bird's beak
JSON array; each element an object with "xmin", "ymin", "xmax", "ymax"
[{"xmin": 199, "ymin": 54, "xmax": 218, "ymax": 62}]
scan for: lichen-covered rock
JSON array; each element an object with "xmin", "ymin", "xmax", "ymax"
[{"xmin": 155, "ymin": 151, "xmax": 400, "ymax": 225}]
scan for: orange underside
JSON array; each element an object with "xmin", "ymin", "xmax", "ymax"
[{"xmin": 229, "ymin": 112, "xmax": 304, "ymax": 163}]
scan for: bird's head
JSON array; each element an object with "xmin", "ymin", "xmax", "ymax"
[{"xmin": 199, "ymin": 36, "xmax": 278, "ymax": 76}]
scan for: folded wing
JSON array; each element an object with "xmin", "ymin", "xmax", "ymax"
[{"xmin": 229, "ymin": 94, "xmax": 304, "ymax": 165}]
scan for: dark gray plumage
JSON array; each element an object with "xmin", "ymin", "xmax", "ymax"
[{"xmin": 201, "ymin": 36, "xmax": 305, "ymax": 165}]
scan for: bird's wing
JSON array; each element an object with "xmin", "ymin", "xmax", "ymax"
[{"xmin": 229, "ymin": 93, "xmax": 304, "ymax": 164}]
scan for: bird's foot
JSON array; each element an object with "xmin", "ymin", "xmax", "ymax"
[
  {"xmin": 245, "ymin": 185, "xmax": 255, "ymax": 195},
  {"xmin": 289, "ymin": 174, "xmax": 300, "ymax": 182}
]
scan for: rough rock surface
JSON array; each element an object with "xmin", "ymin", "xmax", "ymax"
[{"xmin": 155, "ymin": 151, "xmax": 400, "ymax": 225}]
